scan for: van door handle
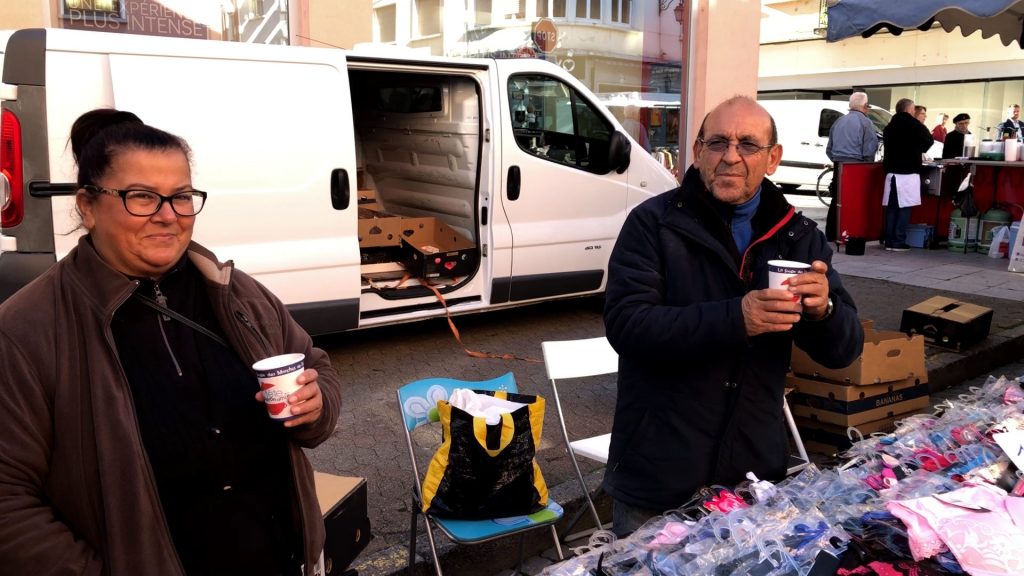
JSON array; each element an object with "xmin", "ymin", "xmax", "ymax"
[
  {"xmin": 330, "ymin": 168, "xmax": 350, "ymax": 210},
  {"xmin": 507, "ymin": 166, "xmax": 521, "ymax": 201},
  {"xmin": 800, "ymin": 141, "xmax": 811, "ymax": 145}
]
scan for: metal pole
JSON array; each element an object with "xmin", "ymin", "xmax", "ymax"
[{"xmin": 676, "ymin": 0, "xmax": 690, "ymax": 176}]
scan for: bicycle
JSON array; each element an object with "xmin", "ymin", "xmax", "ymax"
[{"xmin": 815, "ymin": 164, "xmax": 834, "ymax": 207}]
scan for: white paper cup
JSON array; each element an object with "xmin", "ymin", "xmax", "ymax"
[
  {"xmin": 768, "ymin": 260, "xmax": 811, "ymax": 290},
  {"xmin": 253, "ymin": 353, "xmax": 305, "ymax": 420}
]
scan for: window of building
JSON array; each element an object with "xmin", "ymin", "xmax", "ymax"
[
  {"xmin": 475, "ymin": 0, "xmax": 493, "ymax": 26},
  {"xmin": 610, "ymin": 0, "xmax": 631, "ymax": 25},
  {"xmin": 537, "ymin": 0, "xmax": 567, "ymax": 18},
  {"xmin": 509, "ymin": 74, "xmax": 614, "ymax": 174},
  {"xmin": 375, "ymin": 4, "xmax": 397, "ymax": 43},
  {"xmin": 575, "ymin": 0, "xmax": 601, "ymax": 21},
  {"xmin": 498, "ymin": 0, "xmax": 526, "ymax": 20},
  {"xmin": 415, "ymin": 0, "xmax": 441, "ymax": 36}
]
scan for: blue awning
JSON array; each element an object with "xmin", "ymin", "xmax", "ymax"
[{"xmin": 825, "ymin": 0, "xmax": 1024, "ymax": 48}]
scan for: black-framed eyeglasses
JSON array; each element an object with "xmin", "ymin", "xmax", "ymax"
[
  {"xmin": 698, "ymin": 137, "xmax": 775, "ymax": 156},
  {"xmin": 83, "ymin": 185, "xmax": 207, "ymax": 217}
]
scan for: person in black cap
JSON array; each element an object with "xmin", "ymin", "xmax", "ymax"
[{"xmin": 943, "ymin": 113, "xmax": 972, "ymax": 159}]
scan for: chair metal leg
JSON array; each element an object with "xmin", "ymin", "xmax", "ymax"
[
  {"xmin": 514, "ymin": 533, "xmax": 526, "ymax": 575},
  {"xmin": 423, "ymin": 517, "xmax": 444, "ymax": 576},
  {"xmin": 407, "ymin": 499, "xmax": 419, "ymax": 575},
  {"xmin": 549, "ymin": 525, "xmax": 564, "ymax": 561}
]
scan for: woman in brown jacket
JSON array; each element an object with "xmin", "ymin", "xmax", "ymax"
[{"xmin": 0, "ymin": 109, "xmax": 342, "ymax": 575}]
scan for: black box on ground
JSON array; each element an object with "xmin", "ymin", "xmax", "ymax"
[
  {"xmin": 315, "ymin": 472, "xmax": 372, "ymax": 575},
  {"xmin": 900, "ymin": 296, "xmax": 993, "ymax": 351}
]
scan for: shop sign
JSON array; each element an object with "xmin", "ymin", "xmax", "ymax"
[
  {"xmin": 532, "ymin": 18, "xmax": 558, "ymax": 54},
  {"xmin": 61, "ymin": 0, "xmax": 127, "ymax": 23}
]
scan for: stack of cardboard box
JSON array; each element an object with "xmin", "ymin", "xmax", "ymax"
[{"xmin": 789, "ymin": 321, "xmax": 929, "ymax": 453}]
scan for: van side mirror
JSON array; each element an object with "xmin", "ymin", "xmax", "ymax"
[{"xmin": 608, "ymin": 131, "xmax": 631, "ymax": 174}]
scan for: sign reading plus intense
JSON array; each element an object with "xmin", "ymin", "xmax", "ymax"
[
  {"xmin": 61, "ymin": 0, "xmax": 209, "ymax": 39},
  {"xmin": 532, "ymin": 18, "xmax": 558, "ymax": 54}
]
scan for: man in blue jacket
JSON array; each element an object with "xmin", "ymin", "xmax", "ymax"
[{"xmin": 602, "ymin": 96, "xmax": 864, "ymax": 536}]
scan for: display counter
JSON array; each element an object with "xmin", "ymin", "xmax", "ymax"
[{"xmin": 835, "ymin": 160, "xmax": 1024, "ymax": 246}]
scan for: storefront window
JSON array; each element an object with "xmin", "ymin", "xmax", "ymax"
[{"xmin": 509, "ymin": 74, "xmax": 614, "ymax": 174}]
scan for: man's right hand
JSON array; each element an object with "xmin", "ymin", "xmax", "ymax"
[{"xmin": 742, "ymin": 289, "xmax": 803, "ymax": 336}]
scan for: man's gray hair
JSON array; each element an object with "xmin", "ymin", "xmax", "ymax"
[
  {"xmin": 849, "ymin": 92, "xmax": 868, "ymax": 110},
  {"xmin": 895, "ymin": 98, "xmax": 915, "ymax": 114}
]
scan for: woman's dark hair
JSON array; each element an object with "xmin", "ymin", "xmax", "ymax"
[{"xmin": 70, "ymin": 108, "xmax": 192, "ymax": 187}]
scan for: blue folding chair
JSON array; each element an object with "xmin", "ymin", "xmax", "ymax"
[{"xmin": 397, "ymin": 372, "xmax": 564, "ymax": 575}]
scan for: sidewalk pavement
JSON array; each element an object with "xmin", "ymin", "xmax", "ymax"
[{"xmin": 344, "ymin": 242, "xmax": 1024, "ymax": 576}]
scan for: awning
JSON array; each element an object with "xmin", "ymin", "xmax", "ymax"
[{"xmin": 825, "ymin": 0, "xmax": 1024, "ymax": 48}]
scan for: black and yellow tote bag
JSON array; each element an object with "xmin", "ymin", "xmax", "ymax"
[{"xmin": 421, "ymin": 390, "xmax": 549, "ymax": 519}]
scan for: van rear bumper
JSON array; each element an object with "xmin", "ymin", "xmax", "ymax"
[{"xmin": 0, "ymin": 251, "xmax": 56, "ymax": 303}]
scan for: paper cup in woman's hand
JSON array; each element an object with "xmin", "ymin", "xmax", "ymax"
[{"xmin": 253, "ymin": 353, "xmax": 305, "ymax": 420}]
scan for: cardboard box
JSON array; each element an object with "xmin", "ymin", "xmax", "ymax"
[
  {"xmin": 786, "ymin": 374, "xmax": 928, "ymax": 415},
  {"xmin": 790, "ymin": 323, "xmax": 926, "ymax": 385},
  {"xmin": 315, "ymin": 472, "xmax": 372, "ymax": 575},
  {"xmin": 358, "ymin": 207, "xmax": 402, "ymax": 248},
  {"xmin": 400, "ymin": 217, "xmax": 477, "ymax": 278},
  {"xmin": 790, "ymin": 394, "xmax": 930, "ymax": 427},
  {"xmin": 900, "ymin": 296, "xmax": 994, "ymax": 351}
]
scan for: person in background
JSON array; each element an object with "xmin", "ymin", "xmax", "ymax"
[
  {"xmin": 914, "ymin": 105, "xmax": 928, "ymax": 125},
  {"xmin": 602, "ymin": 96, "xmax": 864, "ymax": 537},
  {"xmin": 621, "ymin": 104, "xmax": 652, "ymax": 153},
  {"xmin": 0, "ymin": 108, "xmax": 342, "ymax": 575},
  {"xmin": 882, "ymin": 98, "xmax": 934, "ymax": 252},
  {"xmin": 931, "ymin": 113, "xmax": 949, "ymax": 143},
  {"xmin": 942, "ymin": 113, "xmax": 972, "ymax": 159},
  {"xmin": 996, "ymin": 104, "xmax": 1022, "ymax": 140},
  {"xmin": 824, "ymin": 91, "xmax": 881, "ymax": 242}
]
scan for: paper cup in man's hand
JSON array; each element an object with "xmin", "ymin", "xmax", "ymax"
[
  {"xmin": 768, "ymin": 260, "xmax": 811, "ymax": 290},
  {"xmin": 253, "ymin": 353, "xmax": 305, "ymax": 420}
]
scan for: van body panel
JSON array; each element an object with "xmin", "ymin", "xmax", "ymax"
[
  {"xmin": 494, "ymin": 57, "xmax": 628, "ymax": 299},
  {"xmin": 33, "ymin": 31, "xmax": 363, "ymax": 308}
]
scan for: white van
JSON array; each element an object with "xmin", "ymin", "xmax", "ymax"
[
  {"xmin": 0, "ymin": 28, "xmax": 676, "ymax": 335},
  {"xmin": 758, "ymin": 99, "xmax": 891, "ymax": 192}
]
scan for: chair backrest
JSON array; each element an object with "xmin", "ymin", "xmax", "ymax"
[
  {"xmin": 397, "ymin": 372, "xmax": 518, "ymax": 432},
  {"xmin": 542, "ymin": 336, "xmax": 618, "ymax": 380}
]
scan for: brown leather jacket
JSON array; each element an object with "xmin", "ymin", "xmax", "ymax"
[{"xmin": 0, "ymin": 236, "xmax": 342, "ymax": 575}]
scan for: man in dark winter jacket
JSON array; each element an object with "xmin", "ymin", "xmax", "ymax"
[
  {"xmin": 602, "ymin": 96, "xmax": 864, "ymax": 537},
  {"xmin": 881, "ymin": 98, "xmax": 934, "ymax": 251}
]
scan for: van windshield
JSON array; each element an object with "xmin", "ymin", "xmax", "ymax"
[{"xmin": 867, "ymin": 108, "xmax": 892, "ymax": 132}]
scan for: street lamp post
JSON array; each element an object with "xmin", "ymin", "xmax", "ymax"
[{"xmin": 674, "ymin": 0, "xmax": 689, "ymax": 174}]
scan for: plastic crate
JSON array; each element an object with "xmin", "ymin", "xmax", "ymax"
[{"xmin": 905, "ymin": 224, "xmax": 934, "ymax": 248}]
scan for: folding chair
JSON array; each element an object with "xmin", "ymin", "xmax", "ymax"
[
  {"xmin": 397, "ymin": 372, "xmax": 564, "ymax": 575},
  {"xmin": 541, "ymin": 336, "xmax": 619, "ymax": 538}
]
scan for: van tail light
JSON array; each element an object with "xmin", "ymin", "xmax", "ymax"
[{"xmin": 1, "ymin": 109, "xmax": 25, "ymax": 229}]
